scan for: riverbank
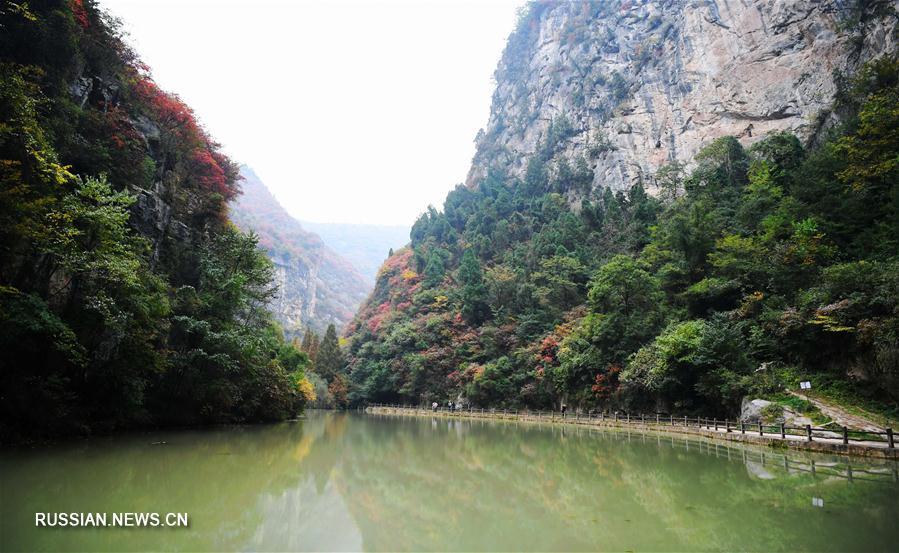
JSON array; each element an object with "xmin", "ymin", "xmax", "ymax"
[{"xmin": 367, "ymin": 405, "xmax": 899, "ymax": 460}]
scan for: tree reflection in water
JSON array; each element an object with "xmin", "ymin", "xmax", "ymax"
[{"xmin": 1, "ymin": 411, "xmax": 896, "ymax": 552}]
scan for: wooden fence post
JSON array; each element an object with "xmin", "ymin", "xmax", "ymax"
[
  {"xmin": 780, "ymin": 423, "xmax": 785, "ymax": 439},
  {"xmin": 741, "ymin": 422, "xmax": 745, "ymax": 434},
  {"xmin": 842, "ymin": 426, "xmax": 849, "ymax": 445},
  {"xmin": 806, "ymin": 424, "xmax": 813, "ymax": 442},
  {"xmin": 726, "ymin": 420, "xmax": 731, "ymax": 433},
  {"xmin": 887, "ymin": 428, "xmax": 894, "ymax": 448},
  {"xmin": 684, "ymin": 415, "xmax": 687, "ymax": 427},
  {"xmin": 714, "ymin": 418, "xmax": 718, "ymax": 431},
  {"xmin": 759, "ymin": 422, "xmax": 763, "ymax": 436}
]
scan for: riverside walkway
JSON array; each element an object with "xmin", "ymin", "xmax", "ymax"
[{"xmin": 366, "ymin": 404, "xmax": 898, "ymax": 460}]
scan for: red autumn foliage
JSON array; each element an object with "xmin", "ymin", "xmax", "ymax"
[
  {"xmin": 538, "ymin": 335, "xmax": 560, "ymax": 364},
  {"xmin": 105, "ymin": 106, "xmax": 142, "ymax": 151},
  {"xmin": 367, "ymin": 302, "xmax": 393, "ymax": 333},
  {"xmin": 133, "ymin": 78, "xmax": 198, "ymax": 138},
  {"xmin": 189, "ymin": 149, "xmax": 235, "ymax": 200},
  {"xmin": 592, "ymin": 365, "xmax": 621, "ymax": 400},
  {"xmin": 132, "ymin": 76, "xmax": 237, "ymax": 201},
  {"xmin": 70, "ymin": 0, "xmax": 89, "ymax": 29}
]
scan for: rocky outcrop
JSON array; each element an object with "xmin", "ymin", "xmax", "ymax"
[
  {"xmin": 468, "ymin": 0, "xmax": 898, "ymax": 195},
  {"xmin": 740, "ymin": 397, "xmax": 814, "ymax": 427},
  {"xmin": 229, "ymin": 167, "xmax": 370, "ymax": 335}
]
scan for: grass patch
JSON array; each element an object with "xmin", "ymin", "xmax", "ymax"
[
  {"xmin": 767, "ymin": 393, "xmax": 829, "ymax": 425},
  {"xmin": 769, "ymin": 368, "xmax": 899, "ymax": 428},
  {"xmin": 801, "ymin": 372, "xmax": 899, "ymax": 428}
]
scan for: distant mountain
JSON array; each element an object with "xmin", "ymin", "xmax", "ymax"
[
  {"xmin": 300, "ymin": 221, "xmax": 410, "ymax": 283},
  {"xmin": 230, "ymin": 167, "xmax": 370, "ymax": 335}
]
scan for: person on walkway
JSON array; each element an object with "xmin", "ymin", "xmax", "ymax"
[{"xmin": 432, "ymin": 401, "xmax": 438, "ymax": 412}]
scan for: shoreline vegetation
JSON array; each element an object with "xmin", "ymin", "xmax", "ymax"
[
  {"xmin": 367, "ymin": 405, "xmax": 899, "ymax": 460},
  {"xmin": 345, "ymin": 54, "xmax": 899, "ymax": 421},
  {"xmin": 2, "ymin": 2, "xmax": 897, "ymax": 446},
  {"xmin": 0, "ymin": 1, "xmax": 316, "ymax": 442}
]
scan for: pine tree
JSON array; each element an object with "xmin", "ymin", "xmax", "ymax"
[
  {"xmin": 300, "ymin": 328, "xmax": 320, "ymax": 362},
  {"xmin": 459, "ymin": 249, "xmax": 490, "ymax": 324},
  {"xmin": 316, "ymin": 324, "xmax": 344, "ymax": 381},
  {"xmin": 423, "ymin": 250, "xmax": 446, "ymax": 287},
  {"xmin": 300, "ymin": 328, "xmax": 314, "ymax": 354},
  {"xmin": 310, "ymin": 333, "xmax": 320, "ymax": 363}
]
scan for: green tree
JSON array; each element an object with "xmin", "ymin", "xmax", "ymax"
[
  {"xmin": 458, "ymin": 249, "xmax": 490, "ymax": 324},
  {"xmin": 300, "ymin": 328, "xmax": 320, "ymax": 362},
  {"xmin": 316, "ymin": 324, "xmax": 345, "ymax": 382},
  {"xmin": 423, "ymin": 248, "xmax": 448, "ymax": 287}
]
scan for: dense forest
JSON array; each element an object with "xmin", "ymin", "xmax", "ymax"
[
  {"xmin": 0, "ymin": 0, "xmax": 313, "ymax": 441},
  {"xmin": 345, "ymin": 55, "xmax": 899, "ymax": 419}
]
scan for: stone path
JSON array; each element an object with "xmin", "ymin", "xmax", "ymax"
[{"xmin": 790, "ymin": 391, "xmax": 887, "ymax": 432}]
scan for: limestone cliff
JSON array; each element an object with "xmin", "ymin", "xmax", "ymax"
[
  {"xmin": 468, "ymin": 0, "xmax": 898, "ymax": 194},
  {"xmin": 229, "ymin": 167, "xmax": 369, "ymax": 335}
]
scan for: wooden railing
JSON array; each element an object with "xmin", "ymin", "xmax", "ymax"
[{"xmin": 366, "ymin": 404, "xmax": 895, "ymax": 448}]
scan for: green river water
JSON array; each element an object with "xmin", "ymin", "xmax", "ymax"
[{"xmin": 1, "ymin": 411, "xmax": 897, "ymax": 552}]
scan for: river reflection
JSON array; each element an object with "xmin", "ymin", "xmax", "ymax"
[{"xmin": 1, "ymin": 411, "xmax": 896, "ymax": 552}]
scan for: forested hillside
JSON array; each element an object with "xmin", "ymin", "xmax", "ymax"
[
  {"xmin": 230, "ymin": 167, "xmax": 369, "ymax": 335},
  {"xmin": 300, "ymin": 220, "xmax": 409, "ymax": 283},
  {"xmin": 0, "ymin": 0, "xmax": 313, "ymax": 440},
  {"xmin": 345, "ymin": 1, "xmax": 899, "ymax": 419}
]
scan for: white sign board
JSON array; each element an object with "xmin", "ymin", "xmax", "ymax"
[{"xmin": 800, "ymin": 381, "xmax": 812, "ymax": 390}]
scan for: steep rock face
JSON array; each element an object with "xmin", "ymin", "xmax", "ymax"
[
  {"xmin": 468, "ymin": 0, "xmax": 898, "ymax": 194},
  {"xmin": 229, "ymin": 168, "xmax": 370, "ymax": 335}
]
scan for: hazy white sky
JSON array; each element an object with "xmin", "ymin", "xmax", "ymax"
[{"xmin": 102, "ymin": 0, "xmax": 522, "ymax": 225}]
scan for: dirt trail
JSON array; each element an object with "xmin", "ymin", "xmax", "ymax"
[{"xmin": 789, "ymin": 391, "xmax": 885, "ymax": 431}]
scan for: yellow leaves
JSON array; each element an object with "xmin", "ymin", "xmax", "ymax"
[
  {"xmin": 296, "ymin": 376, "xmax": 316, "ymax": 402},
  {"xmin": 737, "ymin": 290, "xmax": 765, "ymax": 318},
  {"xmin": 6, "ymin": 2, "xmax": 38, "ymax": 22},
  {"xmin": 809, "ymin": 314, "xmax": 854, "ymax": 333},
  {"xmin": 25, "ymin": 143, "xmax": 73, "ymax": 185},
  {"xmin": 431, "ymin": 294, "xmax": 449, "ymax": 309},
  {"xmin": 809, "ymin": 299, "xmax": 855, "ymax": 333},
  {"xmin": 401, "ymin": 268, "xmax": 418, "ymax": 281}
]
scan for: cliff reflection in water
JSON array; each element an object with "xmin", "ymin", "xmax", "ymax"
[{"xmin": 1, "ymin": 411, "xmax": 896, "ymax": 552}]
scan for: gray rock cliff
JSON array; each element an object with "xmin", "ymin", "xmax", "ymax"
[{"xmin": 468, "ymin": 0, "xmax": 898, "ymax": 195}]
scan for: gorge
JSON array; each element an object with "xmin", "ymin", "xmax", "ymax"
[{"xmin": 2, "ymin": 1, "xmax": 898, "ymax": 551}]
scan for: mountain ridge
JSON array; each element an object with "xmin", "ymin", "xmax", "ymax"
[
  {"xmin": 229, "ymin": 166, "xmax": 369, "ymax": 334},
  {"xmin": 299, "ymin": 220, "xmax": 410, "ymax": 283}
]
